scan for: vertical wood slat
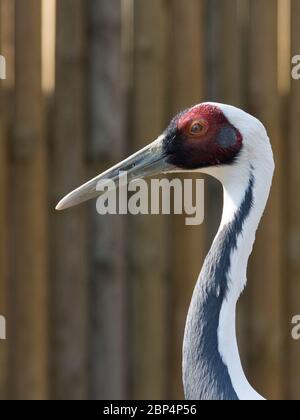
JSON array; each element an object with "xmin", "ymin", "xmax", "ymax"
[
  {"xmin": 87, "ymin": 0, "xmax": 127, "ymax": 400},
  {"xmin": 130, "ymin": 0, "xmax": 169, "ymax": 399},
  {"xmin": 11, "ymin": 0, "xmax": 48, "ymax": 399},
  {"xmin": 0, "ymin": 110, "xmax": 7, "ymax": 399},
  {"xmin": 206, "ymin": 0, "xmax": 244, "ymax": 106},
  {"xmin": 0, "ymin": 0, "xmax": 14, "ymax": 400},
  {"xmin": 288, "ymin": 0, "xmax": 300, "ymax": 401},
  {"xmin": 51, "ymin": 0, "xmax": 88, "ymax": 400},
  {"xmin": 0, "ymin": 0, "xmax": 8, "ymax": 400},
  {"xmin": 167, "ymin": 0, "xmax": 206, "ymax": 400},
  {"xmin": 247, "ymin": 0, "xmax": 283, "ymax": 399},
  {"xmin": 1, "ymin": 0, "xmax": 14, "ymax": 90}
]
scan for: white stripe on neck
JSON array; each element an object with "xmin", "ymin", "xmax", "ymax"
[{"xmin": 215, "ymin": 161, "xmax": 272, "ymax": 400}]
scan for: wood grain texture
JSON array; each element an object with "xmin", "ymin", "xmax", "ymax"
[
  {"xmin": 130, "ymin": 0, "xmax": 169, "ymax": 399},
  {"xmin": 0, "ymin": 143, "xmax": 7, "ymax": 398},
  {"xmin": 50, "ymin": 0, "xmax": 88, "ymax": 400},
  {"xmin": 0, "ymin": 0, "xmax": 8, "ymax": 399},
  {"xmin": 205, "ymin": 0, "xmax": 245, "ymax": 106},
  {"xmin": 0, "ymin": 0, "xmax": 14, "ymax": 400},
  {"xmin": 10, "ymin": 0, "xmax": 48, "ymax": 399},
  {"xmin": 87, "ymin": 0, "xmax": 127, "ymax": 400},
  {"xmin": 247, "ymin": 0, "xmax": 284, "ymax": 400}
]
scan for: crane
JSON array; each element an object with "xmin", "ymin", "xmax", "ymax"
[{"xmin": 56, "ymin": 103, "xmax": 274, "ymax": 401}]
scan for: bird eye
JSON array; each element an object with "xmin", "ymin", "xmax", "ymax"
[{"xmin": 189, "ymin": 120, "xmax": 208, "ymax": 137}]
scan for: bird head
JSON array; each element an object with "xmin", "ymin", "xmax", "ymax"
[
  {"xmin": 56, "ymin": 102, "xmax": 273, "ymax": 211},
  {"xmin": 162, "ymin": 103, "xmax": 243, "ymax": 170}
]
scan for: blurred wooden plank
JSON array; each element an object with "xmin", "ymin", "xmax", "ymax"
[
  {"xmin": 247, "ymin": 0, "xmax": 284, "ymax": 400},
  {"xmin": 51, "ymin": 0, "xmax": 88, "ymax": 400},
  {"xmin": 42, "ymin": 0, "xmax": 56, "ymax": 94},
  {"xmin": 10, "ymin": 0, "xmax": 48, "ymax": 399},
  {"xmin": 0, "ymin": 0, "xmax": 8, "ymax": 400},
  {"xmin": 88, "ymin": 0, "xmax": 124, "ymax": 161},
  {"xmin": 0, "ymin": 116, "xmax": 7, "ymax": 401},
  {"xmin": 13, "ymin": 0, "xmax": 41, "ymax": 159},
  {"xmin": 0, "ymin": 0, "xmax": 14, "ymax": 136},
  {"xmin": 206, "ymin": 0, "xmax": 245, "ymax": 106},
  {"xmin": 87, "ymin": 0, "xmax": 127, "ymax": 400},
  {"xmin": 1, "ymin": 0, "xmax": 14, "ymax": 89},
  {"xmin": 288, "ymin": 0, "xmax": 300, "ymax": 401},
  {"xmin": 0, "ymin": 0, "xmax": 14, "ymax": 400},
  {"xmin": 167, "ymin": 0, "xmax": 206, "ymax": 400},
  {"xmin": 130, "ymin": 0, "xmax": 169, "ymax": 399}
]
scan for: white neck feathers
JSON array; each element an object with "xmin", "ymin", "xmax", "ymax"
[{"xmin": 214, "ymin": 145, "xmax": 274, "ymax": 400}]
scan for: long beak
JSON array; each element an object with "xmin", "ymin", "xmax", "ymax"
[{"xmin": 56, "ymin": 136, "xmax": 174, "ymax": 211}]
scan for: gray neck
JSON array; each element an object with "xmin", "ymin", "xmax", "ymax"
[{"xmin": 182, "ymin": 174, "xmax": 255, "ymax": 401}]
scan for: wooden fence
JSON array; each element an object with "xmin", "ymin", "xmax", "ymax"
[{"xmin": 0, "ymin": 0, "xmax": 299, "ymax": 400}]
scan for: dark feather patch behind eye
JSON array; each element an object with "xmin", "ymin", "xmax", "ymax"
[{"xmin": 216, "ymin": 126, "xmax": 237, "ymax": 148}]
